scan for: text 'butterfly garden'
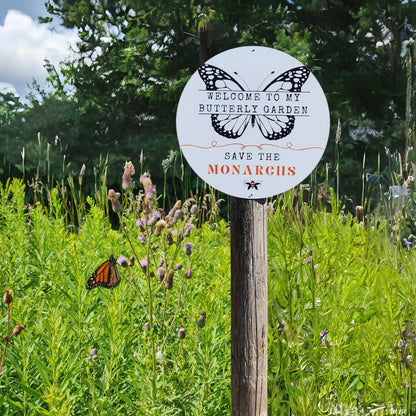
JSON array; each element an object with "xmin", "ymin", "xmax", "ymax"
[
  {"xmin": 198, "ymin": 64, "xmax": 310, "ymax": 141},
  {"xmin": 176, "ymin": 46, "xmax": 330, "ymax": 199}
]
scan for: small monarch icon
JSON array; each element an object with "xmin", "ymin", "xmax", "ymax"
[
  {"xmin": 86, "ymin": 255, "xmax": 121, "ymax": 289},
  {"xmin": 245, "ymin": 180, "xmax": 261, "ymax": 190}
]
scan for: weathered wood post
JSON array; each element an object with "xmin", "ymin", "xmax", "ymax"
[
  {"xmin": 176, "ymin": 45, "xmax": 329, "ymax": 416},
  {"xmin": 230, "ymin": 197, "xmax": 268, "ymax": 415}
]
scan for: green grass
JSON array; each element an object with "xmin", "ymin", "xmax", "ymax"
[
  {"xmin": 268, "ymin": 194, "xmax": 416, "ymax": 415},
  {"xmin": 0, "ymin": 179, "xmax": 231, "ymax": 415},
  {"xmin": 0, "ymin": 178, "xmax": 416, "ymax": 415}
]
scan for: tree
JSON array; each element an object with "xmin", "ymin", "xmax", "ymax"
[
  {"xmin": 288, "ymin": 0, "xmax": 416, "ymax": 200},
  {"xmin": 2, "ymin": 0, "xmax": 415, "ymax": 203},
  {"xmin": 43, "ymin": 0, "xmax": 304, "ymax": 189}
]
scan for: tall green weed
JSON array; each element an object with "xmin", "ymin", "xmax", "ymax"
[
  {"xmin": 268, "ymin": 193, "xmax": 416, "ymax": 415},
  {"xmin": 0, "ymin": 178, "xmax": 231, "ymax": 415}
]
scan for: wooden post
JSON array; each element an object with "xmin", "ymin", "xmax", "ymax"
[{"xmin": 230, "ymin": 197, "xmax": 268, "ymax": 416}]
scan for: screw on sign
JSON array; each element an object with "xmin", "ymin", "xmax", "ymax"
[{"xmin": 176, "ymin": 46, "xmax": 330, "ymax": 415}]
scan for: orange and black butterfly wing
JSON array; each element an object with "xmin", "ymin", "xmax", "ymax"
[{"xmin": 86, "ymin": 255, "xmax": 121, "ymax": 290}]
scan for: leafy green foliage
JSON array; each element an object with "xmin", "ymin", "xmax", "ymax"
[
  {"xmin": 268, "ymin": 192, "xmax": 416, "ymax": 414},
  {"xmin": 2, "ymin": 1, "xmax": 416, "ymax": 203},
  {"xmin": 0, "ymin": 179, "xmax": 231, "ymax": 415},
  {"xmin": 1, "ymin": 176, "xmax": 416, "ymax": 414}
]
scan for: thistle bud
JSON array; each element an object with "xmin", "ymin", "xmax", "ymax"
[
  {"xmin": 154, "ymin": 220, "xmax": 166, "ymax": 236},
  {"xmin": 197, "ymin": 312, "xmax": 206, "ymax": 328},
  {"xmin": 140, "ymin": 172, "xmax": 152, "ymax": 191},
  {"xmin": 12, "ymin": 323, "xmax": 26, "ymax": 336},
  {"xmin": 356, "ymin": 205, "xmax": 364, "ymax": 223},
  {"xmin": 88, "ymin": 348, "xmax": 98, "ymax": 360},
  {"xmin": 185, "ymin": 269, "xmax": 192, "ymax": 279},
  {"xmin": 128, "ymin": 256, "xmax": 135, "ymax": 267},
  {"xmin": 178, "ymin": 327, "xmax": 186, "ymax": 339},
  {"xmin": 108, "ymin": 189, "xmax": 122, "ymax": 212},
  {"xmin": 3, "ymin": 289, "xmax": 12, "ymax": 305},
  {"xmin": 142, "ymin": 197, "xmax": 151, "ymax": 214},
  {"xmin": 157, "ymin": 267, "xmax": 165, "ymax": 282},
  {"xmin": 122, "ymin": 161, "xmax": 135, "ymax": 190},
  {"xmin": 166, "ymin": 229, "xmax": 174, "ymax": 245},
  {"xmin": 144, "ymin": 322, "xmax": 151, "ymax": 331},
  {"xmin": 165, "ymin": 269, "xmax": 174, "ymax": 289},
  {"xmin": 190, "ymin": 204, "xmax": 198, "ymax": 214}
]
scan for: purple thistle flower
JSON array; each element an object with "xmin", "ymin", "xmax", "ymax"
[
  {"xmin": 138, "ymin": 234, "xmax": 145, "ymax": 244},
  {"xmin": 168, "ymin": 200, "xmax": 181, "ymax": 217},
  {"xmin": 176, "ymin": 263, "xmax": 183, "ymax": 270},
  {"xmin": 185, "ymin": 242, "xmax": 193, "ymax": 256},
  {"xmin": 117, "ymin": 256, "xmax": 128, "ymax": 267},
  {"xmin": 136, "ymin": 218, "xmax": 145, "ymax": 231},
  {"xmin": 190, "ymin": 204, "xmax": 198, "ymax": 214},
  {"xmin": 122, "ymin": 161, "xmax": 135, "ymax": 190},
  {"xmin": 147, "ymin": 215, "xmax": 157, "ymax": 226},
  {"xmin": 184, "ymin": 224, "xmax": 194, "ymax": 237},
  {"xmin": 185, "ymin": 269, "xmax": 192, "ymax": 279},
  {"xmin": 146, "ymin": 185, "xmax": 155, "ymax": 199},
  {"xmin": 140, "ymin": 259, "xmax": 147, "ymax": 270}
]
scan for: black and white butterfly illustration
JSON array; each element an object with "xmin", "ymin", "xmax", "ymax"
[
  {"xmin": 198, "ymin": 64, "xmax": 310, "ymax": 140},
  {"xmin": 245, "ymin": 180, "xmax": 262, "ymax": 190}
]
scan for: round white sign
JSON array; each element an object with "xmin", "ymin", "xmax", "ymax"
[{"xmin": 176, "ymin": 46, "xmax": 330, "ymax": 199}]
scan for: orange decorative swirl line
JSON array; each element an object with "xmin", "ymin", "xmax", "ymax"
[{"xmin": 180, "ymin": 140, "xmax": 324, "ymax": 151}]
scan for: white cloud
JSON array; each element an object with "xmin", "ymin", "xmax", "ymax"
[
  {"xmin": 0, "ymin": 10, "xmax": 79, "ymax": 99},
  {"xmin": 0, "ymin": 82, "xmax": 18, "ymax": 96}
]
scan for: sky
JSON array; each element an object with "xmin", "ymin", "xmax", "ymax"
[{"xmin": 0, "ymin": 0, "xmax": 79, "ymax": 100}]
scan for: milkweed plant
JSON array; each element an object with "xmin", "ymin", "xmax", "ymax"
[{"xmin": 110, "ymin": 161, "xmax": 203, "ymax": 412}]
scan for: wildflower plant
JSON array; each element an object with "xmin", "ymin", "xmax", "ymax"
[
  {"xmin": 0, "ymin": 289, "xmax": 26, "ymax": 376},
  {"xmin": 109, "ymin": 164, "xmax": 200, "ymax": 412}
]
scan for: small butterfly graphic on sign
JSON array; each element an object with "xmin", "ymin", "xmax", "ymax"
[
  {"xmin": 198, "ymin": 64, "xmax": 310, "ymax": 140},
  {"xmin": 245, "ymin": 180, "xmax": 262, "ymax": 190}
]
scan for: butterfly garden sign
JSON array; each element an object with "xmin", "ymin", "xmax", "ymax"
[
  {"xmin": 177, "ymin": 46, "xmax": 329, "ymax": 415},
  {"xmin": 176, "ymin": 46, "xmax": 330, "ymax": 199}
]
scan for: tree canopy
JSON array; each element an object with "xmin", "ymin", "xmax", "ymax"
[{"xmin": 1, "ymin": 0, "xmax": 416, "ymax": 203}]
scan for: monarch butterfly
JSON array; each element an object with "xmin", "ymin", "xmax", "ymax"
[
  {"xmin": 198, "ymin": 64, "xmax": 310, "ymax": 140},
  {"xmin": 86, "ymin": 255, "xmax": 121, "ymax": 290}
]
